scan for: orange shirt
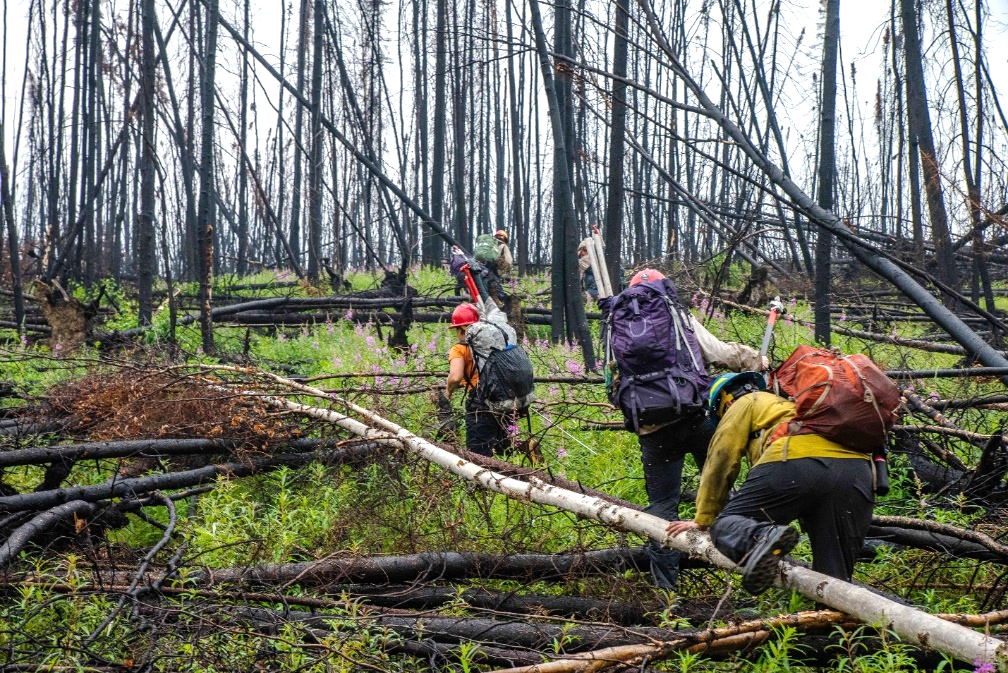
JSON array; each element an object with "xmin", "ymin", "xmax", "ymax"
[{"xmin": 449, "ymin": 342, "xmax": 478, "ymax": 390}]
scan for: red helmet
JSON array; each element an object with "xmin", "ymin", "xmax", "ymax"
[
  {"xmin": 450, "ymin": 303, "xmax": 480, "ymax": 328},
  {"xmin": 629, "ymin": 268, "xmax": 666, "ymax": 286},
  {"xmin": 494, "ymin": 229, "xmax": 509, "ymax": 243}
]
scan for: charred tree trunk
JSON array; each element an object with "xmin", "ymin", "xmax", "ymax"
[
  {"xmin": 236, "ymin": 0, "xmax": 251, "ymax": 276},
  {"xmin": 530, "ymin": 0, "xmax": 595, "ymax": 367},
  {"xmin": 814, "ymin": 0, "xmax": 839, "ymax": 345},
  {"xmin": 306, "ymin": 0, "xmax": 324, "ymax": 282},
  {"xmin": 196, "ymin": 0, "xmax": 219, "ymax": 354},
  {"xmin": 429, "ymin": 0, "xmax": 448, "ymax": 264},
  {"xmin": 289, "ymin": 0, "xmax": 310, "ymax": 266},
  {"xmin": 504, "ymin": 0, "xmax": 525, "ymax": 275},
  {"xmin": 603, "ymin": 0, "xmax": 629, "ymax": 292},
  {"xmin": 900, "ymin": 0, "xmax": 958, "ymax": 296},
  {"xmin": 137, "ymin": 0, "xmax": 157, "ymax": 325}
]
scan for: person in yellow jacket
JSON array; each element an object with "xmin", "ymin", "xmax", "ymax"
[{"xmin": 666, "ymin": 372, "xmax": 874, "ymax": 594}]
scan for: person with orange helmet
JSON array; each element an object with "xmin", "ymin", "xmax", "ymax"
[
  {"xmin": 493, "ymin": 230, "xmax": 513, "ymax": 276},
  {"xmin": 445, "ymin": 302, "xmax": 512, "ymax": 456}
]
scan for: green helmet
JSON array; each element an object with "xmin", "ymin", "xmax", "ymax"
[{"xmin": 708, "ymin": 371, "xmax": 767, "ymax": 418}]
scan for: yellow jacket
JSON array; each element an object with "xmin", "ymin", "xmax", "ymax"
[{"xmin": 694, "ymin": 391, "xmax": 869, "ymax": 527}]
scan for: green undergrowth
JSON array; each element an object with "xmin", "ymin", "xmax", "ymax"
[{"xmin": 0, "ymin": 268, "xmax": 1005, "ymax": 670}]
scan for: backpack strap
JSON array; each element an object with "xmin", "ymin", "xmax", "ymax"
[{"xmin": 667, "ymin": 298, "xmax": 701, "ymax": 372}]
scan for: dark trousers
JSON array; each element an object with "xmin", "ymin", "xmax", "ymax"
[
  {"xmin": 638, "ymin": 414, "xmax": 716, "ymax": 588},
  {"xmin": 709, "ymin": 457, "xmax": 874, "ymax": 581},
  {"xmin": 465, "ymin": 399, "xmax": 509, "ymax": 457}
]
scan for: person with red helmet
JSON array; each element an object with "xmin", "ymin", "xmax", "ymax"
[{"xmin": 445, "ymin": 302, "xmax": 512, "ymax": 456}]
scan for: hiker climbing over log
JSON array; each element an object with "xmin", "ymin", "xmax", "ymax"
[
  {"xmin": 667, "ymin": 348, "xmax": 903, "ymax": 593},
  {"xmin": 473, "ymin": 232, "xmax": 511, "ymax": 311},
  {"xmin": 443, "ymin": 266, "xmax": 534, "ymax": 457},
  {"xmin": 600, "ymin": 268, "xmax": 766, "ymax": 590}
]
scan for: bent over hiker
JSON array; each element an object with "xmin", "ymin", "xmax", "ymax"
[
  {"xmin": 600, "ymin": 269, "xmax": 766, "ymax": 589},
  {"xmin": 445, "ymin": 300, "xmax": 534, "ymax": 457},
  {"xmin": 667, "ymin": 357, "xmax": 898, "ymax": 593}
]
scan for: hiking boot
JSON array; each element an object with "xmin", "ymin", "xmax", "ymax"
[{"xmin": 740, "ymin": 525, "xmax": 799, "ymax": 595}]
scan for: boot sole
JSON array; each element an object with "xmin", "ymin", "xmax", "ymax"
[{"xmin": 741, "ymin": 526, "xmax": 799, "ymax": 595}]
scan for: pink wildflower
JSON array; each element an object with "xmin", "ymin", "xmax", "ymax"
[
  {"xmin": 556, "ymin": 446, "xmax": 568, "ymax": 459},
  {"xmin": 975, "ymin": 659, "xmax": 995, "ymax": 673}
]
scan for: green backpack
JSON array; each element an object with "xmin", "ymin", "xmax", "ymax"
[{"xmin": 474, "ymin": 234, "xmax": 500, "ymax": 266}]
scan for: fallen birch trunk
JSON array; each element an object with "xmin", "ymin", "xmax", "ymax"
[{"xmin": 214, "ymin": 368, "xmax": 1006, "ymax": 668}]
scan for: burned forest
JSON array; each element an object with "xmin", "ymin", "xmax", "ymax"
[{"xmin": 2, "ymin": 0, "xmax": 1008, "ymax": 669}]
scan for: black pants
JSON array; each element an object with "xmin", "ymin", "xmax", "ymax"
[
  {"xmin": 709, "ymin": 457, "xmax": 874, "ymax": 581},
  {"xmin": 637, "ymin": 414, "xmax": 716, "ymax": 588},
  {"xmin": 465, "ymin": 399, "xmax": 510, "ymax": 457}
]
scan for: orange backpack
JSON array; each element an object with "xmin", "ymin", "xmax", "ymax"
[{"xmin": 768, "ymin": 345, "xmax": 902, "ymax": 452}]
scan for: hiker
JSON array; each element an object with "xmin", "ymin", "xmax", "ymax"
[
  {"xmin": 445, "ymin": 298, "xmax": 534, "ymax": 457},
  {"xmin": 577, "ymin": 240, "xmax": 599, "ymax": 305},
  {"xmin": 666, "ymin": 368, "xmax": 887, "ymax": 593},
  {"xmin": 474, "ymin": 233, "xmax": 510, "ymax": 310},
  {"xmin": 600, "ymin": 268, "xmax": 766, "ymax": 589},
  {"xmin": 494, "ymin": 230, "xmax": 513, "ymax": 276}
]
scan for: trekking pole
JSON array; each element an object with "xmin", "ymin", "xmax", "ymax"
[{"xmin": 759, "ymin": 296, "xmax": 786, "ymax": 359}]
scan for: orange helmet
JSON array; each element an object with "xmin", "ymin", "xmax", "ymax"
[
  {"xmin": 629, "ymin": 268, "xmax": 666, "ymax": 286},
  {"xmin": 450, "ymin": 303, "xmax": 480, "ymax": 328},
  {"xmin": 494, "ymin": 229, "xmax": 508, "ymax": 243}
]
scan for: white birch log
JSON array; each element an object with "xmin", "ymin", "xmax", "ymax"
[
  {"xmin": 582, "ymin": 238, "xmax": 607, "ymax": 301},
  {"xmin": 592, "ymin": 231, "xmax": 614, "ymax": 297},
  {"xmin": 206, "ymin": 367, "xmax": 1006, "ymax": 669}
]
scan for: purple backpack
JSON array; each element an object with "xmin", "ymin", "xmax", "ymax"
[{"xmin": 600, "ymin": 279, "xmax": 711, "ymax": 432}]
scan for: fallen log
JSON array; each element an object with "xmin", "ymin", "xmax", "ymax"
[
  {"xmin": 0, "ymin": 444, "xmax": 385, "ymax": 514},
  {"xmin": 486, "ymin": 610, "xmax": 858, "ymax": 673},
  {"xmin": 239, "ymin": 605, "xmax": 676, "ymax": 652},
  {"xmin": 327, "ymin": 585, "xmax": 658, "ymax": 626},
  {"xmin": 873, "ymin": 516, "xmax": 1008, "ymax": 558},
  {"xmin": 202, "ymin": 548, "xmax": 653, "ymax": 586},
  {"xmin": 0, "ymin": 437, "xmax": 344, "ymax": 469},
  {"xmin": 0, "ymin": 500, "xmax": 97, "ymax": 566},
  {"xmin": 868, "ymin": 525, "xmax": 1008, "ymax": 564},
  {"xmin": 216, "ymin": 367, "xmax": 1007, "ymax": 667}
]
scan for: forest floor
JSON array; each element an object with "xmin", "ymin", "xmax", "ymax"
[{"xmin": 0, "ymin": 265, "xmax": 1004, "ymax": 671}]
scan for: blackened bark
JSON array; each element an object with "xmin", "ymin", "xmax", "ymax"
[
  {"xmin": 306, "ymin": 0, "xmax": 324, "ymax": 281},
  {"xmin": 0, "ymin": 132, "xmax": 23, "ymax": 334},
  {"xmin": 429, "ymin": 0, "xmax": 448, "ymax": 263},
  {"xmin": 504, "ymin": 0, "xmax": 525, "ymax": 274},
  {"xmin": 901, "ymin": 0, "xmax": 958, "ymax": 296},
  {"xmin": 196, "ymin": 0, "xmax": 219, "ymax": 353},
  {"xmin": 604, "ymin": 0, "xmax": 629, "ymax": 292},
  {"xmin": 236, "ymin": 0, "xmax": 251, "ymax": 276},
  {"xmin": 289, "ymin": 0, "xmax": 310, "ymax": 265},
  {"xmin": 529, "ymin": 0, "xmax": 595, "ymax": 367},
  {"xmin": 137, "ymin": 0, "xmax": 157, "ymax": 325},
  {"xmin": 814, "ymin": 0, "xmax": 839, "ymax": 345}
]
